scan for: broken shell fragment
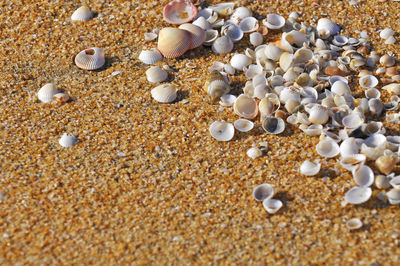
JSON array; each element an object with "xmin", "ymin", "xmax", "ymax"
[
  {"xmin": 139, "ymin": 49, "xmax": 163, "ymax": 65},
  {"xmin": 38, "ymin": 83, "xmax": 58, "ymax": 103},
  {"xmin": 157, "ymin": 27, "xmax": 191, "ymax": 58},
  {"xmin": 151, "ymin": 84, "xmax": 177, "ymax": 103},
  {"xmin": 346, "ymin": 218, "xmax": 363, "ymax": 230},
  {"xmin": 163, "ymin": 0, "xmax": 198, "ymax": 25},
  {"xmin": 59, "ymin": 133, "xmax": 77, "ymax": 147},
  {"xmin": 53, "ymin": 93, "xmax": 70, "ymax": 104},
  {"xmin": 262, "ymin": 198, "xmax": 283, "ymax": 214},
  {"xmin": 316, "ymin": 138, "xmax": 340, "ymax": 158},
  {"xmin": 234, "ymin": 118, "xmax": 254, "ymax": 132},
  {"xmin": 300, "ymin": 160, "xmax": 321, "ymax": 176},
  {"xmin": 204, "ymin": 29, "xmax": 219, "ymax": 45},
  {"xmin": 75, "ymin": 47, "xmax": 105, "ymax": 70},
  {"xmin": 71, "ymin": 6, "xmax": 93, "ymax": 21},
  {"xmin": 262, "ymin": 117, "xmax": 285, "ymax": 134},
  {"xmin": 345, "ymin": 186, "xmax": 372, "ymax": 204},
  {"xmin": 146, "ymin": 66, "xmax": 168, "ymax": 83},
  {"xmin": 209, "ymin": 121, "xmax": 234, "ymax": 141},
  {"xmin": 234, "ymin": 94, "xmax": 258, "ymax": 119},
  {"xmin": 253, "ymin": 183, "xmax": 274, "ymax": 201},
  {"xmin": 247, "ymin": 147, "xmax": 262, "ymax": 159}
]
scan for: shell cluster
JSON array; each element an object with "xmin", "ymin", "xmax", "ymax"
[{"xmin": 252, "ymin": 183, "xmax": 283, "ymax": 214}]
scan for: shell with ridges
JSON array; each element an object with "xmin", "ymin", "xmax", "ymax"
[
  {"xmin": 75, "ymin": 47, "xmax": 105, "ymax": 70},
  {"xmin": 71, "ymin": 6, "xmax": 93, "ymax": 21},
  {"xmin": 151, "ymin": 84, "xmax": 177, "ymax": 103},
  {"xmin": 163, "ymin": 0, "xmax": 198, "ymax": 25},
  {"xmin": 38, "ymin": 83, "xmax": 58, "ymax": 103},
  {"xmin": 139, "ymin": 49, "xmax": 163, "ymax": 65},
  {"xmin": 178, "ymin": 23, "xmax": 206, "ymax": 49},
  {"xmin": 157, "ymin": 27, "xmax": 191, "ymax": 58}
]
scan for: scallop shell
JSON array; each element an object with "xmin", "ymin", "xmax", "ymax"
[
  {"xmin": 249, "ymin": 32, "xmax": 263, "ymax": 46},
  {"xmin": 178, "ymin": 23, "xmax": 206, "ymax": 49},
  {"xmin": 219, "ymin": 94, "xmax": 237, "ymax": 107},
  {"xmin": 316, "ymin": 138, "xmax": 340, "ymax": 158},
  {"xmin": 253, "ymin": 183, "xmax": 274, "ymax": 201},
  {"xmin": 59, "ymin": 133, "xmax": 77, "ymax": 148},
  {"xmin": 157, "ymin": 27, "xmax": 191, "ymax": 58},
  {"xmin": 234, "ymin": 119, "xmax": 254, "ymax": 132},
  {"xmin": 221, "ymin": 24, "xmax": 243, "ymax": 42},
  {"xmin": 230, "ymin": 54, "xmax": 252, "ymax": 71},
  {"xmin": 163, "ymin": 0, "xmax": 198, "ymax": 25},
  {"xmin": 234, "ymin": 94, "xmax": 258, "ymax": 119},
  {"xmin": 146, "ymin": 66, "xmax": 168, "ymax": 83},
  {"xmin": 151, "ymin": 84, "xmax": 177, "ymax": 103},
  {"xmin": 353, "ymin": 165, "xmax": 374, "ymax": 187},
  {"xmin": 212, "ymin": 36, "xmax": 234, "ymax": 54},
  {"xmin": 344, "ymin": 186, "xmax": 372, "ymax": 204},
  {"xmin": 262, "ymin": 117, "xmax": 285, "ymax": 134},
  {"xmin": 209, "ymin": 121, "xmax": 234, "ymax": 141},
  {"xmin": 262, "ymin": 198, "xmax": 283, "ymax": 214},
  {"xmin": 247, "ymin": 147, "xmax": 262, "ymax": 159},
  {"xmin": 75, "ymin": 47, "xmax": 105, "ymax": 70},
  {"xmin": 38, "ymin": 83, "xmax": 58, "ymax": 103},
  {"xmin": 359, "ymin": 74, "xmax": 378, "ymax": 88},
  {"xmin": 239, "ymin": 17, "xmax": 259, "ymax": 33},
  {"xmin": 387, "ymin": 188, "xmax": 400, "ymax": 205},
  {"xmin": 263, "ymin": 14, "xmax": 285, "ymax": 30},
  {"xmin": 300, "ymin": 160, "xmax": 321, "ymax": 176},
  {"xmin": 346, "ymin": 218, "xmax": 363, "ymax": 230},
  {"xmin": 376, "ymin": 155, "xmax": 398, "ymax": 175},
  {"xmin": 340, "ymin": 154, "xmax": 366, "ymax": 171},
  {"xmin": 71, "ymin": 6, "xmax": 93, "ymax": 21},
  {"xmin": 138, "ymin": 49, "xmax": 163, "ymax": 65}
]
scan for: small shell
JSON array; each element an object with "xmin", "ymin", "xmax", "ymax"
[
  {"xmin": 71, "ymin": 6, "xmax": 93, "ymax": 21},
  {"xmin": 249, "ymin": 32, "xmax": 263, "ymax": 46},
  {"xmin": 299, "ymin": 124, "xmax": 323, "ymax": 136},
  {"xmin": 221, "ymin": 24, "xmax": 243, "ymax": 42},
  {"xmin": 308, "ymin": 105, "xmax": 329, "ymax": 124},
  {"xmin": 390, "ymin": 176, "xmax": 400, "ymax": 189},
  {"xmin": 387, "ymin": 136, "xmax": 400, "ymax": 151},
  {"xmin": 247, "ymin": 147, "xmax": 262, "ymax": 159},
  {"xmin": 386, "ymin": 188, "xmax": 400, "ymax": 205},
  {"xmin": 380, "ymin": 28, "xmax": 395, "ymax": 40},
  {"xmin": 383, "ymin": 83, "xmax": 400, "ymax": 95},
  {"xmin": 212, "ymin": 36, "xmax": 234, "ymax": 54},
  {"xmin": 375, "ymin": 174, "xmax": 392, "ymax": 189},
  {"xmin": 192, "ymin": 16, "xmax": 211, "ymax": 30},
  {"xmin": 317, "ymin": 18, "xmax": 339, "ymax": 38},
  {"xmin": 280, "ymin": 30, "xmax": 306, "ymax": 53},
  {"xmin": 346, "ymin": 218, "xmax": 363, "ymax": 230},
  {"xmin": 380, "ymin": 54, "xmax": 395, "ymax": 67},
  {"xmin": 263, "ymin": 14, "xmax": 285, "ymax": 30},
  {"xmin": 264, "ymin": 44, "xmax": 283, "ymax": 61},
  {"xmin": 368, "ymin": 98, "xmax": 384, "ymax": 116},
  {"xmin": 144, "ymin": 33, "xmax": 158, "ymax": 41},
  {"xmin": 342, "ymin": 113, "xmax": 364, "ymax": 129},
  {"xmin": 376, "ymin": 155, "xmax": 398, "ymax": 175},
  {"xmin": 234, "ymin": 119, "xmax": 254, "ymax": 132},
  {"xmin": 253, "ymin": 183, "xmax": 274, "ymax": 201},
  {"xmin": 53, "ymin": 93, "xmax": 70, "ymax": 104},
  {"xmin": 279, "ymin": 52, "xmax": 294, "ymax": 72},
  {"xmin": 316, "ymin": 138, "xmax": 340, "ymax": 158},
  {"xmin": 157, "ymin": 27, "xmax": 191, "ymax": 58},
  {"xmin": 219, "ymin": 94, "xmax": 236, "ymax": 107},
  {"xmin": 146, "ymin": 66, "xmax": 168, "ymax": 83},
  {"xmin": 209, "ymin": 2, "xmax": 235, "ymax": 15},
  {"xmin": 163, "ymin": 0, "xmax": 198, "ymax": 25},
  {"xmin": 344, "ymin": 186, "xmax": 372, "ymax": 204},
  {"xmin": 59, "ymin": 133, "xmax": 77, "ymax": 148},
  {"xmin": 331, "ymin": 81, "xmax": 351, "ymax": 96},
  {"xmin": 234, "ymin": 94, "xmax": 258, "ymax": 119},
  {"xmin": 340, "ymin": 154, "xmax": 366, "ymax": 171},
  {"xmin": 385, "ymin": 36, "xmax": 396, "ymax": 45},
  {"xmin": 262, "ymin": 117, "xmax": 285, "ymax": 134},
  {"xmin": 300, "ymin": 160, "xmax": 321, "ymax": 176},
  {"xmin": 262, "ymin": 198, "xmax": 283, "ymax": 214},
  {"xmin": 239, "ymin": 17, "xmax": 259, "ymax": 33},
  {"xmin": 138, "ymin": 49, "xmax": 163, "ymax": 65},
  {"xmin": 38, "ymin": 83, "xmax": 58, "ymax": 103},
  {"xmin": 332, "ymin": 35, "xmax": 348, "ymax": 46},
  {"xmin": 178, "ymin": 23, "xmax": 206, "ymax": 49},
  {"xmin": 151, "ymin": 84, "xmax": 177, "ymax": 103},
  {"xmin": 365, "ymin": 88, "xmax": 381, "ymax": 99},
  {"xmin": 231, "ymin": 6, "xmax": 252, "ymax": 20},
  {"xmin": 245, "ymin": 64, "xmax": 263, "ymax": 79},
  {"xmin": 75, "ymin": 47, "xmax": 105, "ymax": 70},
  {"xmin": 204, "ymin": 70, "xmax": 230, "ymax": 101},
  {"xmin": 259, "ymin": 94, "xmax": 280, "ymax": 116},
  {"xmin": 230, "ymin": 54, "xmax": 252, "ymax": 71},
  {"xmin": 359, "ymin": 74, "xmax": 378, "ymax": 88},
  {"xmin": 353, "ymin": 165, "xmax": 374, "ymax": 187},
  {"xmin": 209, "ymin": 121, "xmax": 234, "ymax": 141},
  {"xmin": 293, "ymin": 48, "xmax": 313, "ymax": 64}
]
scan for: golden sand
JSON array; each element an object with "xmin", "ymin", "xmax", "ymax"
[{"xmin": 1, "ymin": 0, "xmax": 400, "ymax": 264}]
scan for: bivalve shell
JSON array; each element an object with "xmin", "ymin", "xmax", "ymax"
[
  {"xmin": 209, "ymin": 121, "xmax": 234, "ymax": 141},
  {"xmin": 342, "ymin": 113, "xmax": 364, "ymax": 129},
  {"xmin": 263, "ymin": 14, "xmax": 285, "ymax": 30},
  {"xmin": 340, "ymin": 154, "xmax": 366, "ymax": 171},
  {"xmin": 163, "ymin": 0, "xmax": 198, "ymax": 25},
  {"xmin": 138, "ymin": 49, "xmax": 163, "ymax": 65},
  {"xmin": 234, "ymin": 94, "xmax": 258, "ymax": 119},
  {"xmin": 253, "ymin": 183, "xmax": 274, "ymax": 201},
  {"xmin": 380, "ymin": 28, "xmax": 395, "ymax": 40},
  {"xmin": 38, "ymin": 83, "xmax": 58, "ymax": 103},
  {"xmin": 262, "ymin": 117, "xmax": 285, "ymax": 134},
  {"xmin": 331, "ymin": 81, "xmax": 351, "ymax": 96},
  {"xmin": 249, "ymin": 32, "xmax": 263, "ymax": 46},
  {"xmin": 264, "ymin": 44, "xmax": 283, "ymax": 61},
  {"xmin": 71, "ymin": 6, "xmax": 93, "ymax": 21},
  {"xmin": 157, "ymin": 27, "xmax": 191, "ymax": 58},
  {"xmin": 59, "ymin": 133, "xmax": 77, "ymax": 148},
  {"xmin": 239, "ymin": 17, "xmax": 259, "ymax": 33},
  {"xmin": 219, "ymin": 94, "xmax": 236, "ymax": 106},
  {"xmin": 308, "ymin": 105, "xmax": 329, "ymax": 124},
  {"xmin": 151, "ymin": 84, "xmax": 177, "ymax": 103},
  {"xmin": 234, "ymin": 118, "xmax": 254, "ymax": 132},
  {"xmin": 387, "ymin": 188, "xmax": 400, "ymax": 205},
  {"xmin": 383, "ymin": 83, "xmax": 400, "ymax": 95},
  {"xmin": 376, "ymin": 155, "xmax": 398, "ymax": 175},
  {"xmin": 146, "ymin": 66, "xmax": 168, "ymax": 83},
  {"xmin": 346, "ymin": 218, "xmax": 363, "ymax": 230},
  {"xmin": 75, "ymin": 47, "xmax": 105, "ymax": 70},
  {"xmin": 178, "ymin": 23, "xmax": 206, "ymax": 49},
  {"xmin": 247, "ymin": 147, "xmax": 262, "ymax": 159},
  {"xmin": 230, "ymin": 54, "xmax": 252, "ymax": 71},
  {"xmin": 316, "ymin": 138, "xmax": 340, "ymax": 158},
  {"xmin": 390, "ymin": 176, "xmax": 400, "ymax": 189},
  {"xmin": 300, "ymin": 160, "xmax": 321, "ymax": 176},
  {"xmin": 380, "ymin": 54, "xmax": 395, "ymax": 67},
  {"xmin": 221, "ymin": 24, "xmax": 243, "ymax": 42},
  {"xmin": 375, "ymin": 174, "xmax": 392, "ymax": 189},
  {"xmin": 344, "ymin": 186, "xmax": 372, "ymax": 204},
  {"xmin": 262, "ymin": 198, "xmax": 283, "ymax": 214},
  {"xmin": 212, "ymin": 36, "xmax": 234, "ymax": 54},
  {"xmin": 317, "ymin": 18, "xmax": 339, "ymax": 38},
  {"xmin": 232, "ymin": 6, "xmax": 252, "ymax": 20},
  {"xmin": 353, "ymin": 165, "xmax": 374, "ymax": 187},
  {"xmin": 359, "ymin": 74, "xmax": 378, "ymax": 88}
]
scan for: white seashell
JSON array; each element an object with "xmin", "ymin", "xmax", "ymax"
[
  {"xmin": 365, "ymin": 133, "xmax": 386, "ymax": 148},
  {"xmin": 230, "ymin": 54, "xmax": 252, "ymax": 71},
  {"xmin": 279, "ymin": 52, "xmax": 294, "ymax": 72},
  {"xmin": 262, "ymin": 198, "xmax": 283, "ymax": 214},
  {"xmin": 288, "ymin": 11, "xmax": 300, "ymax": 21},
  {"xmin": 59, "ymin": 133, "xmax": 77, "ymax": 147},
  {"xmin": 223, "ymin": 64, "xmax": 235, "ymax": 75},
  {"xmin": 368, "ymin": 98, "xmax": 384, "ymax": 116},
  {"xmin": 299, "ymin": 124, "xmax": 322, "ymax": 136},
  {"xmin": 331, "ymin": 81, "xmax": 351, "ymax": 96},
  {"xmin": 332, "ymin": 35, "xmax": 348, "ymax": 46},
  {"xmin": 254, "ymin": 85, "xmax": 268, "ymax": 100},
  {"xmin": 353, "ymin": 165, "xmax": 374, "ymax": 187},
  {"xmin": 264, "ymin": 44, "xmax": 283, "ymax": 61},
  {"xmin": 386, "ymin": 136, "xmax": 400, "ymax": 151},
  {"xmin": 300, "ymin": 160, "xmax": 321, "ymax": 176},
  {"xmin": 308, "ymin": 105, "xmax": 329, "ymax": 124},
  {"xmin": 253, "ymin": 183, "xmax": 274, "ymax": 201},
  {"xmin": 263, "ymin": 14, "xmax": 285, "ymax": 30},
  {"xmin": 192, "ymin": 16, "xmax": 211, "ymax": 30},
  {"xmin": 38, "ymin": 83, "xmax": 58, "ymax": 103},
  {"xmin": 151, "ymin": 84, "xmax": 177, "ymax": 103},
  {"xmin": 71, "ymin": 6, "xmax": 93, "ymax": 21},
  {"xmin": 239, "ymin": 17, "xmax": 259, "ymax": 33},
  {"xmin": 359, "ymin": 75, "xmax": 378, "ymax": 88},
  {"xmin": 245, "ymin": 48, "xmax": 256, "ymax": 61},
  {"xmin": 342, "ymin": 113, "xmax": 364, "ymax": 129},
  {"xmin": 380, "ymin": 28, "xmax": 395, "ymax": 40},
  {"xmin": 269, "ymin": 75, "xmax": 284, "ymax": 88},
  {"xmin": 196, "ymin": 8, "xmax": 214, "ymax": 20},
  {"xmin": 383, "ymin": 83, "xmax": 400, "ymax": 95},
  {"xmin": 346, "ymin": 218, "xmax": 363, "ymax": 230},
  {"xmin": 221, "ymin": 24, "xmax": 243, "ymax": 42},
  {"xmin": 317, "ymin": 18, "xmax": 339, "ymax": 38},
  {"xmin": 376, "ymin": 155, "xmax": 398, "ymax": 175},
  {"xmin": 385, "ymin": 36, "xmax": 396, "ymax": 45},
  {"xmin": 259, "ymin": 94, "xmax": 280, "ymax": 116},
  {"xmin": 138, "ymin": 49, "xmax": 163, "ymax": 65},
  {"xmin": 293, "ymin": 48, "xmax": 313, "ymax": 64},
  {"xmin": 178, "ymin": 23, "xmax": 206, "ymax": 49},
  {"xmin": 316, "ymin": 138, "xmax": 340, "ymax": 158},
  {"xmin": 340, "ymin": 154, "xmax": 366, "ymax": 171},
  {"xmin": 286, "ymin": 114, "xmax": 298, "ymax": 125},
  {"xmin": 209, "ymin": 121, "xmax": 234, "ymax": 141},
  {"xmin": 247, "ymin": 147, "xmax": 262, "ymax": 159},
  {"xmin": 386, "ymin": 188, "xmax": 400, "ymax": 205},
  {"xmin": 234, "ymin": 94, "xmax": 258, "ymax": 119},
  {"xmin": 232, "ymin": 7, "xmax": 252, "ymax": 20},
  {"xmin": 365, "ymin": 88, "xmax": 381, "ymax": 99},
  {"xmin": 380, "ymin": 54, "xmax": 395, "ymax": 67},
  {"xmin": 345, "ymin": 186, "xmax": 372, "ymax": 204},
  {"xmin": 280, "ymin": 30, "xmax": 306, "ymax": 53},
  {"xmin": 144, "ymin": 32, "xmax": 158, "ymax": 41},
  {"xmin": 262, "ymin": 117, "xmax": 285, "ymax": 134},
  {"xmin": 208, "ymin": 61, "xmax": 225, "ymax": 71},
  {"xmin": 245, "ymin": 64, "xmax": 262, "ymax": 79},
  {"xmin": 389, "ymin": 175, "xmax": 400, "ymax": 189},
  {"xmin": 360, "ymin": 143, "xmax": 385, "ymax": 161},
  {"xmin": 146, "ymin": 66, "xmax": 168, "ymax": 83},
  {"xmin": 234, "ymin": 118, "xmax": 254, "ymax": 132},
  {"xmin": 279, "ymin": 87, "xmax": 300, "ymax": 104},
  {"xmin": 249, "ymin": 32, "xmax": 263, "ymax": 46},
  {"xmin": 204, "ymin": 29, "xmax": 218, "ymax": 45},
  {"xmin": 209, "ymin": 2, "xmax": 235, "ymax": 15},
  {"xmin": 219, "ymin": 94, "xmax": 236, "ymax": 107},
  {"xmin": 375, "ymin": 174, "xmax": 392, "ymax": 189},
  {"xmin": 212, "ymin": 36, "xmax": 234, "ymax": 54},
  {"xmin": 75, "ymin": 47, "xmax": 105, "ymax": 70}
]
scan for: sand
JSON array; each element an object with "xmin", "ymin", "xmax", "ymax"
[{"xmin": 1, "ymin": 0, "xmax": 400, "ymax": 264}]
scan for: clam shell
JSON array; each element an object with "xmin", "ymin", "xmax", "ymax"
[
  {"xmin": 75, "ymin": 47, "xmax": 105, "ymax": 70},
  {"xmin": 262, "ymin": 198, "xmax": 283, "ymax": 214},
  {"xmin": 344, "ymin": 186, "xmax": 372, "ymax": 204},
  {"xmin": 192, "ymin": 16, "xmax": 211, "ymax": 30},
  {"xmin": 219, "ymin": 94, "xmax": 236, "ymax": 107},
  {"xmin": 259, "ymin": 94, "xmax": 280, "ymax": 116},
  {"xmin": 234, "ymin": 118, "xmax": 254, "ymax": 132},
  {"xmin": 178, "ymin": 23, "xmax": 206, "ymax": 49},
  {"xmin": 151, "ymin": 84, "xmax": 177, "ymax": 103},
  {"xmin": 146, "ymin": 66, "xmax": 168, "ymax": 83},
  {"xmin": 234, "ymin": 94, "xmax": 258, "ymax": 119},
  {"xmin": 368, "ymin": 98, "xmax": 384, "ymax": 116},
  {"xmin": 230, "ymin": 54, "xmax": 252, "ymax": 71},
  {"xmin": 221, "ymin": 24, "xmax": 243, "ymax": 42},
  {"xmin": 249, "ymin": 32, "xmax": 263, "ymax": 46},
  {"xmin": 38, "ymin": 83, "xmax": 58, "ymax": 103},
  {"xmin": 332, "ymin": 35, "xmax": 348, "ymax": 46},
  {"xmin": 387, "ymin": 188, "xmax": 400, "ymax": 205},
  {"xmin": 342, "ymin": 113, "xmax": 364, "ymax": 129},
  {"xmin": 239, "ymin": 17, "xmax": 259, "ymax": 33},
  {"xmin": 383, "ymin": 83, "xmax": 400, "ymax": 95},
  {"xmin": 224, "ymin": 64, "xmax": 235, "ymax": 75},
  {"xmin": 207, "ymin": 80, "xmax": 230, "ymax": 101},
  {"xmin": 340, "ymin": 154, "xmax": 366, "ymax": 171},
  {"xmin": 353, "ymin": 165, "xmax": 374, "ymax": 187},
  {"xmin": 376, "ymin": 155, "xmax": 398, "ymax": 175},
  {"xmin": 380, "ymin": 54, "xmax": 395, "ymax": 67},
  {"xmin": 293, "ymin": 48, "xmax": 313, "ymax": 64},
  {"xmin": 263, "ymin": 14, "xmax": 285, "ymax": 30},
  {"xmin": 262, "ymin": 117, "xmax": 285, "ymax": 134},
  {"xmin": 163, "ymin": 0, "xmax": 197, "ymax": 25},
  {"xmin": 138, "ymin": 49, "xmax": 163, "ymax": 65},
  {"xmin": 71, "ymin": 6, "xmax": 93, "ymax": 21},
  {"xmin": 316, "ymin": 138, "xmax": 340, "ymax": 158},
  {"xmin": 209, "ymin": 2, "xmax": 235, "ymax": 15},
  {"xmin": 245, "ymin": 64, "xmax": 263, "ymax": 79},
  {"xmin": 247, "ymin": 147, "xmax": 262, "ymax": 159},
  {"xmin": 380, "ymin": 28, "xmax": 395, "ymax": 40},
  {"xmin": 157, "ymin": 27, "xmax": 191, "ymax": 58},
  {"xmin": 232, "ymin": 6, "xmax": 252, "ymax": 20},
  {"xmin": 359, "ymin": 74, "xmax": 378, "ymax": 88},
  {"xmin": 308, "ymin": 105, "xmax": 329, "ymax": 124},
  {"xmin": 144, "ymin": 32, "xmax": 158, "ymax": 41},
  {"xmin": 390, "ymin": 176, "xmax": 400, "ymax": 189},
  {"xmin": 365, "ymin": 88, "xmax": 381, "ymax": 99},
  {"xmin": 59, "ymin": 133, "xmax": 77, "ymax": 147},
  {"xmin": 300, "ymin": 160, "xmax": 321, "ymax": 176},
  {"xmin": 264, "ymin": 44, "xmax": 283, "ymax": 61},
  {"xmin": 346, "ymin": 218, "xmax": 363, "ymax": 230},
  {"xmin": 212, "ymin": 36, "xmax": 233, "ymax": 54},
  {"xmin": 279, "ymin": 52, "xmax": 294, "ymax": 72},
  {"xmin": 375, "ymin": 174, "xmax": 392, "ymax": 189},
  {"xmin": 386, "ymin": 136, "xmax": 400, "ymax": 151},
  {"xmin": 253, "ymin": 183, "xmax": 274, "ymax": 201},
  {"xmin": 209, "ymin": 121, "xmax": 234, "ymax": 141},
  {"xmin": 331, "ymin": 81, "xmax": 351, "ymax": 96},
  {"xmin": 279, "ymin": 87, "xmax": 300, "ymax": 104},
  {"xmin": 280, "ymin": 30, "xmax": 306, "ymax": 53},
  {"xmin": 299, "ymin": 124, "xmax": 323, "ymax": 136}
]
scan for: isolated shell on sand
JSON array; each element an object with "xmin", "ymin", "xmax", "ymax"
[
  {"xmin": 157, "ymin": 27, "xmax": 191, "ymax": 58},
  {"xmin": 353, "ymin": 165, "xmax": 374, "ymax": 187},
  {"xmin": 75, "ymin": 47, "xmax": 105, "ymax": 70},
  {"xmin": 263, "ymin": 14, "xmax": 285, "ymax": 30},
  {"xmin": 139, "ymin": 49, "xmax": 163, "ymax": 65},
  {"xmin": 234, "ymin": 118, "xmax": 254, "ymax": 132},
  {"xmin": 300, "ymin": 160, "xmax": 321, "ymax": 176},
  {"xmin": 71, "ymin": 6, "xmax": 93, "ymax": 21},
  {"xmin": 163, "ymin": 0, "xmax": 198, "ymax": 25},
  {"xmin": 247, "ymin": 147, "xmax": 262, "ymax": 159},
  {"xmin": 38, "ymin": 83, "xmax": 58, "ymax": 103},
  {"xmin": 234, "ymin": 94, "xmax": 258, "ymax": 119},
  {"xmin": 212, "ymin": 36, "xmax": 234, "ymax": 54},
  {"xmin": 253, "ymin": 183, "xmax": 274, "ymax": 201},
  {"xmin": 146, "ymin": 66, "xmax": 168, "ymax": 83},
  {"xmin": 178, "ymin": 23, "xmax": 206, "ymax": 49},
  {"xmin": 262, "ymin": 117, "xmax": 285, "ymax": 134},
  {"xmin": 346, "ymin": 218, "xmax": 363, "ymax": 230},
  {"xmin": 263, "ymin": 198, "xmax": 283, "ymax": 214},
  {"xmin": 316, "ymin": 138, "xmax": 340, "ymax": 158},
  {"xmin": 209, "ymin": 121, "xmax": 234, "ymax": 141},
  {"xmin": 151, "ymin": 84, "xmax": 177, "ymax": 103},
  {"xmin": 59, "ymin": 133, "xmax": 77, "ymax": 148},
  {"xmin": 345, "ymin": 186, "xmax": 372, "ymax": 204},
  {"xmin": 380, "ymin": 28, "xmax": 395, "ymax": 40}
]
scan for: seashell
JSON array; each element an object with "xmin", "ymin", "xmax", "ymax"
[
  {"xmin": 144, "ymin": 32, "xmax": 158, "ymax": 41},
  {"xmin": 365, "ymin": 88, "xmax": 381, "ymax": 99},
  {"xmin": 308, "ymin": 105, "xmax": 329, "ymax": 124},
  {"xmin": 178, "ymin": 23, "xmax": 206, "ymax": 49},
  {"xmin": 380, "ymin": 54, "xmax": 395, "ymax": 67},
  {"xmin": 359, "ymin": 74, "xmax": 378, "ymax": 89},
  {"xmin": 264, "ymin": 44, "xmax": 283, "ymax": 61},
  {"xmin": 259, "ymin": 94, "xmax": 280, "ymax": 116},
  {"xmin": 386, "ymin": 66, "xmax": 399, "ymax": 77},
  {"xmin": 209, "ymin": 2, "xmax": 235, "ymax": 15},
  {"xmin": 269, "ymin": 75, "xmax": 284, "ymax": 88},
  {"xmin": 299, "ymin": 124, "xmax": 323, "ymax": 136},
  {"xmin": 59, "ymin": 133, "xmax": 77, "ymax": 147},
  {"xmin": 151, "ymin": 83, "xmax": 177, "ymax": 103},
  {"xmin": 345, "ymin": 186, "xmax": 372, "ymax": 204},
  {"xmin": 353, "ymin": 165, "xmax": 374, "ymax": 187},
  {"xmin": 364, "ymin": 121, "xmax": 385, "ymax": 136},
  {"xmin": 280, "ymin": 30, "xmax": 307, "ymax": 53},
  {"xmin": 138, "ymin": 49, "xmax": 163, "ymax": 65},
  {"xmin": 219, "ymin": 94, "xmax": 236, "ymax": 107},
  {"xmin": 346, "ymin": 218, "xmax": 363, "ymax": 230},
  {"xmin": 375, "ymin": 174, "xmax": 392, "ymax": 189},
  {"xmin": 192, "ymin": 16, "xmax": 211, "ymax": 30},
  {"xmin": 208, "ymin": 61, "xmax": 225, "ymax": 71},
  {"xmin": 368, "ymin": 98, "xmax": 384, "ymax": 116},
  {"xmin": 230, "ymin": 54, "xmax": 252, "ymax": 71},
  {"xmin": 212, "ymin": 36, "xmax": 234, "ymax": 54},
  {"xmin": 234, "ymin": 94, "xmax": 258, "ymax": 119},
  {"xmin": 253, "ymin": 183, "xmax": 274, "ymax": 201},
  {"xmin": 383, "ymin": 83, "xmax": 400, "ymax": 95},
  {"xmin": 203, "ymin": 29, "xmax": 218, "ymax": 46},
  {"xmin": 245, "ymin": 64, "xmax": 263, "ymax": 79},
  {"xmin": 300, "ymin": 160, "xmax": 321, "ymax": 176},
  {"xmin": 239, "ymin": 17, "xmax": 259, "ymax": 33},
  {"xmin": 157, "ymin": 27, "xmax": 191, "ymax": 58},
  {"xmin": 262, "ymin": 198, "xmax": 283, "ymax": 214},
  {"xmin": 324, "ymin": 66, "xmax": 347, "ymax": 76},
  {"xmin": 385, "ymin": 36, "xmax": 396, "ymax": 45},
  {"xmin": 286, "ymin": 114, "xmax": 298, "ymax": 125},
  {"xmin": 196, "ymin": 8, "xmax": 214, "ymax": 21},
  {"xmin": 262, "ymin": 117, "xmax": 285, "ymax": 134},
  {"xmin": 204, "ymin": 71, "xmax": 230, "ymax": 101},
  {"xmin": 340, "ymin": 154, "xmax": 366, "ymax": 171},
  {"xmin": 380, "ymin": 28, "xmax": 395, "ymax": 40},
  {"xmin": 263, "ymin": 14, "xmax": 285, "ymax": 30},
  {"xmin": 338, "ymin": 56, "xmax": 351, "ymax": 65},
  {"xmin": 288, "ymin": 11, "xmax": 300, "ymax": 21},
  {"xmin": 279, "ymin": 52, "xmax": 294, "ymax": 72},
  {"xmin": 329, "ymin": 76, "xmax": 348, "ymax": 86},
  {"xmin": 254, "ymin": 85, "xmax": 268, "ymax": 100},
  {"xmin": 163, "ymin": 0, "xmax": 197, "ymax": 25},
  {"xmin": 71, "ymin": 6, "xmax": 93, "ymax": 21},
  {"xmin": 75, "ymin": 47, "xmax": 105, "ymax": 70},
  {"xmin": 234, "ymin": 118, "xmax": 254, "ymax": 132},
  {"xmin": 224, "ymin": 64, "xmax": 235, "ymax": 75},
  {"xmin": 232, "ymin": 6, "xmax": 252, "ymax": 20},
  {"xmin": 221, "ymin": 24, "xmax": 243, "ymax": 42},
  {"xmin": 332, "ymin": 35, "xmax": 348, "ymax": 46},
  {"xmin": 387, "ymin": 188, "xmax": 400, "ymax": 205},
  {"xmin": 146, "ymin": 66, "xmax": 168, "ymax": 83},
  {"xmin": 331, "ymin": 81, "xmax": 350, "ymax": 96},
  {"xmin": 247, "ymin": 147, "xmax": 262, "ymax": 159},
  {"xmin": 279, "ymin": 87, "xmax": 300, "ymax": 104},
  {"xmin": 390, "ymin": 176, "xmax": 400, "ymax": 189},
  {"xmin": 376, "ymin": 155, "xmax": 398, "ymax": 175},
  {"xmin": 38, "ymin": 83, "xmax": 58, "ymax": 103},
  {"xmin": 245, "ymin": 48, "xmax": 256, "ymax": 60},
  {"xmin": 209, "ymin": 121, "xmax": 234, "ymax": 141},
  {"xmin": 316, "ymin": 138, "xmax": 340, "ymax": 158},
  {"xmin": 249, "ymin": 32, "xmax": 263, "ymax": 46},
  {"xmin": 386, "ymin": 113, "xmax": 400, "ymax": 123},
  {"xmin": 342, "ymin": 113, "xmax": 364, "ymax": 129},
  {"xmin": 293, "ymin": 48, "xmax": 313, "ymax": 64},
  {"xmin": 53, "ymin": 93, "xmax": 70, "ymax": 104},
  {"xmin": 386, "ymin": 136, "xmax": 400, "ymax": 151},
  {"xmin": 365, "ymin": 133, "xmax": 387, "ymax": 148},
  {"xmin": 317, "ymin": 18, "xmax": 339, "ymax": 38}
]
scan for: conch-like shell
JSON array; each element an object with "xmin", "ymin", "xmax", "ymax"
[
  {"xmin": 75, "ymin": 47, "xmax": 105, "ymax": 70},
  {"xmin": 163, "ymin": 0, "xmax": 198, "ymax": 25},
  {"xmin": 157, "ymin": 27, "xmax": 191, "ymax": 58}
]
